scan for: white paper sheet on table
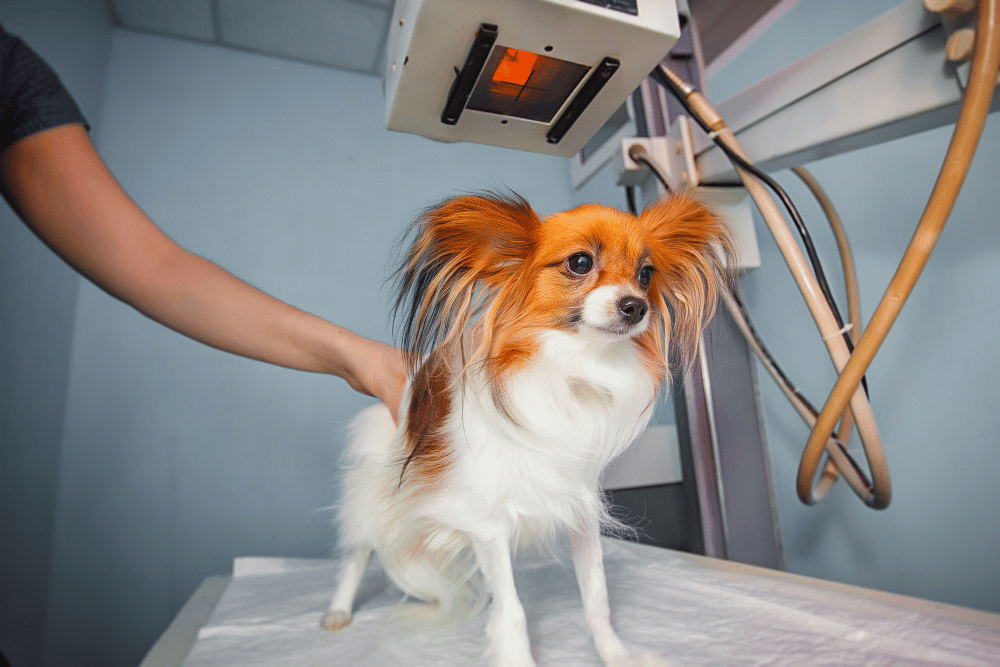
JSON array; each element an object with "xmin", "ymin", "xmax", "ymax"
[{"xmin": 182, "ymin": 538, "xmax": 1000, "ymax": 666}]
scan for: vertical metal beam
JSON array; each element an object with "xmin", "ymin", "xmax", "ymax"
[
  {"xmin": 670, "ymin": 302, "xmax": 785, "ymax": 568},
  {"xmin": 672, "ymin": 350, "xmax": 727, "ymax": 559},
  {"xmin": 701, "ymin": 305, "xmax": 784, "ymax": 568}
]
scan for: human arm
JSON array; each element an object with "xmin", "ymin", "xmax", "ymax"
[{"xmin": 0, "ymin": 123, "xmax": 406, "ymax": 420}]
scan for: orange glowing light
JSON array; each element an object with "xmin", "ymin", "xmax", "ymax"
[{"xmin": 492, "ymin": 48, "xmax": 538, "ymax": 86}]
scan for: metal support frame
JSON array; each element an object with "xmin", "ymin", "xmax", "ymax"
[
  {"xmin": 694, "ymin": 0, "xmax": 1000, "ymax": 182},
  {"xmin": 615, "ymin": 0, "xmax": 998, "ymax": 569},
  {"xmin": 669, "ymin": 291, "xmax": 784, "ymax": 568},
  {"xmin": 658, "ymin": 0, "xmax": 998, "ymax": 566}
]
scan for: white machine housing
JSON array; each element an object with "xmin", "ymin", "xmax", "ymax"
[{"xmin": 384, "ymin": 0, "xmax": 680, "ymax": 157}]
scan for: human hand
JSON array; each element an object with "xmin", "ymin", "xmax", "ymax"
[{"xmin": 336, "ymin": 333, "xmax": 407, "ymax": 423}]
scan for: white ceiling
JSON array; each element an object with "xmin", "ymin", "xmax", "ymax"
[{"xmin": 107, "ymin": 0, "xmax": 394, "ymax": 77}]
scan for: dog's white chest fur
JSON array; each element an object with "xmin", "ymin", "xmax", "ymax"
[{"xmin": 442, "ymin": 329, "xmax": 657, "ymax": 543}]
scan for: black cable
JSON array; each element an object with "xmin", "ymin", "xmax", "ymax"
[
  {"xmin": 730, "ymin": 285, "xmax": 870, "ymax": 486},
  {"xmin": 729, "ymin": 288, "xmax": 818, "ymax": 417},
  {"xmin": 650, "ymin": 67, "xmax": 842, "ymax": 328},
  {"xmin": 630, "ymin": 153, "xmax": 671, "ymax": 194},
  {"xmin": 625, "ymin": 185, "xmax": 638, "ymax": 215},
  {"xmin": 650, "ymin": 64, "xmax": 868, "ymax": 395},
  {"xmin": 698, "ymin": 180, "xmax": 746, "ymax": 188},
  {"xmin": 622, "ymin": 168, "xmax": 862, "ymax": 466},
  {"xmin": 625, "ymin": 169, "xmax": 829, "ymax": 421}
]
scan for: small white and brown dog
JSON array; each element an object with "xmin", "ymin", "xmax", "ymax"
[{"xmin": 322, "ymin": 193, "xmax": 731, "ymax": 666}]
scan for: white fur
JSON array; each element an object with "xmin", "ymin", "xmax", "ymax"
[
  {"xmin": 324, "ymin": 320, "xmax": 670, "ymax": 666},
  {"xmin": 580, "ymin": 284, "xmax": 650, "ymax": 339}
]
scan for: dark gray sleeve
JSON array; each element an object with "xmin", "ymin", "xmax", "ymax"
[{"xmin": 0, "ymin": 24, "xmax": 89, "ymax": 152}]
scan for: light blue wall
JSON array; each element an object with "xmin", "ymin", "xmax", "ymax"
[
  {"xmin": 710, "ymin": 0, "xmax": 1000, "ymax": 612},
  {"xmin": 0, "ymin": 2, "xmax": 112, "ymax": 666},
  {"xmin": 42, "ymin": 28, "xmax": 572, "ymax": 667}
]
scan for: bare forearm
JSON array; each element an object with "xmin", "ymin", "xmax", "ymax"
[
  {"xmin": 140, "ymin": 246, "xmax": 337, "ymax": 370},
  {"xmin": 92, "ymin": 237, "xmax": 406, "ymax": 413},
  {"xmin": 143, "ymin": 252, "xmax": 404, "ymax": 402},
  {"xmin": 0, "ymin": 124, "xmax": 405, "ymax": 418}
]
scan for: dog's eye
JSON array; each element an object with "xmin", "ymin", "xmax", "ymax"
[
  {"xmin": 638, "ymin": 266, "xmax": 654, "ymax": 289},
  {"xmin": 567, "ymin": 252, "xmax": 593, "ymax": 276}
]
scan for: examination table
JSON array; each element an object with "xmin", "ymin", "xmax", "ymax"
[{"xmin": 140, "ymin": 538, "xmax": 1000, "ymax": 666}]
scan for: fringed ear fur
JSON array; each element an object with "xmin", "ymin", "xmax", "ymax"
[
  {"xmin": 642, "ymin": 195, "xmax": 735, "ymax": 369},
  {"xmin": 392, "ymin": 192, "xmax": 541, "ymax": 372}
]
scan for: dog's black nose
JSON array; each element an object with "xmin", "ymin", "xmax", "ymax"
[{"xmin": 617, "ymin": 296, "xmax": 647, "ymax": 325}]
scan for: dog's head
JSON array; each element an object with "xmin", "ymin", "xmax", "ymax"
[{"xmin": 394, "ymin": 192, "xmax": 733, "ymax": 381}]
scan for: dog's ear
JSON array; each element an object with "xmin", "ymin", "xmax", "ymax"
[
  {"xmin": 641, "ymin": 195, "xmax": 734, "ymax": 367},
  {"xmin": 393, "ymin": 192, "xmax": 540, "ymax": 365}
]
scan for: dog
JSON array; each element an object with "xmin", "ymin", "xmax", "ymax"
[{"xmin": 322, "ymin": 192, "xmax": 732, "ymax": 666}]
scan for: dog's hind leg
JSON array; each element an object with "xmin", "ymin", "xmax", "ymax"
[{"xmin": 321, "ymin": 545, "xmax": 372, "ymax": 631}]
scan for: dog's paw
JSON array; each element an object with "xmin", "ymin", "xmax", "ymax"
[
  {"xmin": 607, "ymin": 653, "xmax": 673, "ymax": 667},
  {"xmin": 320, "ymin": 609, "xmax": 352, "ymax": 631}
]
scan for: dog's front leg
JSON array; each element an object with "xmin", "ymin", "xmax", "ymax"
[
  {"xmin": 571, "ymin": 519, "xmax": 671, "ymax": 667},
  {"xmin": 472, "ymin": 534, "xmax": 536, "ymax": 667}
]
